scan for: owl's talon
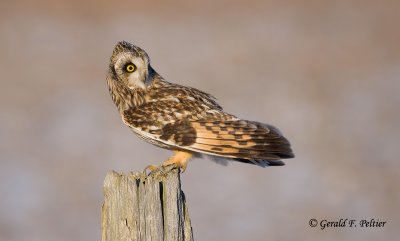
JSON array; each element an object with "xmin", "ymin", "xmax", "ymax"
[
  {"xmin": 161, "ymin": 163, "xmax": 179, "ymax": 172},
  {"xmin": 181, "ymin": 163, "xmax": 188, "ymax": 173},
  {"xmin": 143, "ymin": 164, "xmax": 159, "ymax": 175}
]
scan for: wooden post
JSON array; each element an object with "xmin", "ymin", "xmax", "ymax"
[{"xmin": 101, "ymin": 166, "xmax": 194, "ymax": 241}]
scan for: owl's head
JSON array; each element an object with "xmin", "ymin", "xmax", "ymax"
[{"xmin": 108, "ymin": 41, "xmax": 154, "ymax": 90}]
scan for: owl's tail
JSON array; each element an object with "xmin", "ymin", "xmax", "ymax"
[{"xmin": 188, "ymin": 120, "xmax": 294, "ymax": 167}]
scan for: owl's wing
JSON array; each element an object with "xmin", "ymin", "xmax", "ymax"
[
  {"xmin": 157, "ymin": 119, "xmax": 294, "ymax": 166},
  {"xmin": 124, "ymin": 116, "xmax": 293, "ymax": 166}
]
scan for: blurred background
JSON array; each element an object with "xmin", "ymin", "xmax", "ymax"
[{"xmin": 1, "ymin": 0, "xmax": 399, "ymax": 240}]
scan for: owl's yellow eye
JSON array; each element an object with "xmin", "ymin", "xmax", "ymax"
[{"xmin": 125, "ymin": 63, "xmax": 136, "ymax": 73}]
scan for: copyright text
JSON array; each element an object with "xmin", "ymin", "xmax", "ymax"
[{"xmin": 309, "ymin": 218, "xmax": 386, "ymax": 230}]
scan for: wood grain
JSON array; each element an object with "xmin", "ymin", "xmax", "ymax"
[{"xmin": 102, "ymin": 166, "xmax": 194, "ymax": 241}]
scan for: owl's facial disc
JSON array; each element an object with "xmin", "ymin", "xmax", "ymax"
[{"xmin": 114, "ymin": 53, "xmax": 149, "ymax": 90}]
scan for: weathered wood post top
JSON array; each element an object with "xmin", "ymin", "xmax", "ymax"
[{"xmin": 102, "ymin": 166, "xmax": 194, "ymax": 241}]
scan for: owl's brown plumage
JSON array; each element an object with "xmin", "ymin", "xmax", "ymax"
[{"xmin": 107, "ymin": 41, "xmax": 294, "ymax": 171}]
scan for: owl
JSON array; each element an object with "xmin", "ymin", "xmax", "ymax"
[{"xmin": 107, "ymin": 41, "xmax": 294, "ymax": 172}]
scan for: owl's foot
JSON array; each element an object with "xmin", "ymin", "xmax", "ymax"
[
  {"xmin": 162, "ymin": 150, "xmax": 194, "ymax": 173},
  {"xmin": 143, "ymin": 164, "xmax": 159, "ymax": 175}
]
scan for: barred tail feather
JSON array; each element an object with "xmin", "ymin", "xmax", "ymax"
[{"xmin": 189, "ymin": 120, "xmax": 294, "ymax": 166}]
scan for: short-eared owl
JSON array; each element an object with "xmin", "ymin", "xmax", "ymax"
[{"xmin": 107, "ymin": 41, "xmax": 294, "ymax": 171}]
